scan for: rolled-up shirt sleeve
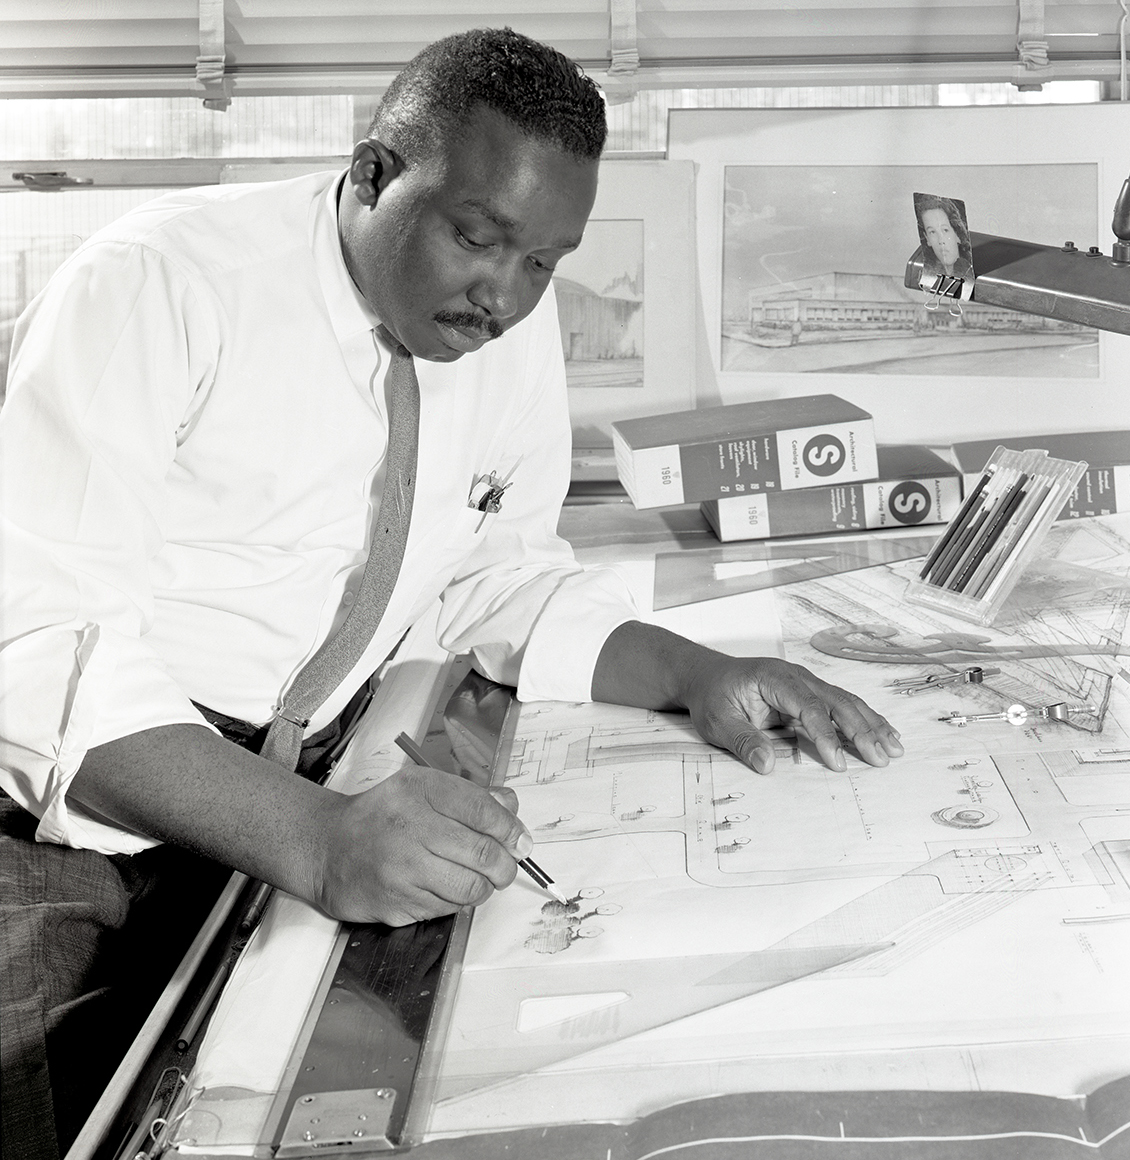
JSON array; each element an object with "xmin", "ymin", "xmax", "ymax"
[
  {"xmin": 0, "ymin": 240, "xmax": 219, "ymax": 852},
  {"xmin": 434, "ymin": 291, "xmax": 640, "ymax": 703}
]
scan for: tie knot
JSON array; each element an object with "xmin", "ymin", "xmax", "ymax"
[{"xmin": 376, "ymin": 324, "xmax": 411, "ymax": 360}]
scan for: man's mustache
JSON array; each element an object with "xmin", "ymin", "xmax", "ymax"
[{"xmin": 434, "ymin": 310, "xmax": 504, "ymax": 341}]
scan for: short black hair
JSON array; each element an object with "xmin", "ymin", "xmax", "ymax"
[{"xmin": 368, "ymin": 27, "xmax": 606, "ymax": 165}]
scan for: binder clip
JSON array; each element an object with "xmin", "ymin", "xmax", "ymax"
[{"xmin": 922, "ymin": 275, "xmax": 964, "ymax": 317}]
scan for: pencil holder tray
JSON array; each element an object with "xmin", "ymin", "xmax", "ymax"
[{"xmin": 905, "ymin": 446, "xmax": 1087, "ymax": 627}]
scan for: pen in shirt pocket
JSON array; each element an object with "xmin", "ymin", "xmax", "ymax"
[{"xmin": 468, "ymin": 458, "xmax": 522, "ymax": 529}]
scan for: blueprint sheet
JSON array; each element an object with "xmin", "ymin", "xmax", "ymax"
[{"xmin": 429, "ymin": 515, "xmax": 1130, "ymax": 1133}]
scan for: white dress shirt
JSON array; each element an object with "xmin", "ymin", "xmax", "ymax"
[{"xmin": 0, "ymin": 171, "xmax": 639, "ymax": 854}]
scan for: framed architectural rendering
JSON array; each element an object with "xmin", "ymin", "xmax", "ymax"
[
  {"xmin": 552, "ymin": 159, "xmax": 696, "ymax": 453},
  {"xmin": 668, "ymin": 105, "xmax": 1130, "ymax": 446}
]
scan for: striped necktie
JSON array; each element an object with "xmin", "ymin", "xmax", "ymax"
[{"xmin": 259, "ymin": 326, "xmax": 420, "ymax": 771}]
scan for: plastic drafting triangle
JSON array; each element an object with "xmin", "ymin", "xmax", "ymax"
[
  {"xmin": 652, "ymin": 535, "xmax": 938, "ymax": 610},
  {"xmin": 433, "ymin": 942, "xmax": 883, "ymax": 1102}
]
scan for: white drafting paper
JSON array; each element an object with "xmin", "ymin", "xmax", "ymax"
[
  {"xmin": 170, "ymin": 519, "xmax": 1130, "ymax": 1148},
  {"xmin": 430, "ymin": 514, "xmax": 1130, "ymax": 1133}
]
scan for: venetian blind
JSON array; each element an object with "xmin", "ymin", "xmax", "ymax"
[{"xmin": 0, "ymin": 0, "xmax": 1124, "ymax": 97}]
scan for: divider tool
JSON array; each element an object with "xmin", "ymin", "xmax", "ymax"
[{"xmin": 890, "ymin": 666, "xmax": 1000, "ymax": 694}]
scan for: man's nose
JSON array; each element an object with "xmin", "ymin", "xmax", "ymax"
[{"xmin": 467, "ymin": 259, "xmax": 521, "ymax": 320}]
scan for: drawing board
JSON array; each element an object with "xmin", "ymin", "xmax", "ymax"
[
  {"xmin": 168, "ymin": 520, "xmax": 1130, "ymax": 1150},
  {"xmin": 428, "ymin": 513, "xmax": 1130, "ymax": 1133}
]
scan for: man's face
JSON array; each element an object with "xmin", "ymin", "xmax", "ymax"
[
  {"xmin": 921, "ymin": 207, "xmax": 960, "ymax": 268},
  {"xmin": 341, "ymin": 106, "xmax": 598, "ymax": 362}
]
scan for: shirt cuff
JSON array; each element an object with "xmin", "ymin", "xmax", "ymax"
[
  {"xmin": 515, "ymin": 565, "xmax": 640, "ymax": 704},
  {"xmin": 0, "ymin": 621, "xmax": 217, "ymax": 854}
]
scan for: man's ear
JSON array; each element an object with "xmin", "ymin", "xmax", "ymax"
[{"xmin": 348, "ymin": 138, "xmax": 403, "ymax": 208}]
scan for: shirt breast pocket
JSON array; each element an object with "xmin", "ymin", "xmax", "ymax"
[
  {"xmin": 450, "ymin": 504, "xmax": 499, "ymax": 542},
  {"xmin": 414, "ymin": 505, "xmax": 498, "ymax": 567}
]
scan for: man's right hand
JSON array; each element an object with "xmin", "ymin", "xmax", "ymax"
[
  {"xmin": 69, "ymin": 723, "xmax": 532, "ymax": 927},
  {"xmin": 314, "ymin": 766, "xmax": 532, "ymax": 926}
]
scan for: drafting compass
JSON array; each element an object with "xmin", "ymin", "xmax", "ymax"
[
  {"xmin": 890, "ymin": 665, "xmax": 1000, "ymax": 695},
  {"xmin": 940, "ymin": 701, "xmax": 1095, "ymax": 727}
]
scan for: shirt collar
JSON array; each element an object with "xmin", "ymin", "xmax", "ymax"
[{"xmin": 312, "ymin": 171, "xmax": 383, "ymax": 343}]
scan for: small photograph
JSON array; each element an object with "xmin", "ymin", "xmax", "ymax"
[{"xmin": 913, "ymin": 192, "xmax": 974, "ymax": 280}]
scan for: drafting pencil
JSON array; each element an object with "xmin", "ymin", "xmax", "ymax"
[
  {"xmin": 964, "ymin": 478, "xmax": 1051, "ymax": 599},
  {"xmin": 514, "ymin": 855, "xmax": 569, "ymax": 904},
  {"xmin": 929, "ymin": 465, "xmax": 1025, "ymax": 588},
  {"xmin": 924, "ymin": 464, "xmax": 1016, "ymax": 585},
  {"xmin": 393, "ymin": 732, "xmax": 568, "ymax": 904},
  {"xmin": 918, "ymin": 468, "xmax": 991, "ymax": 579},
  {"xmin": 960, "ymin": 498, "xmax": 1033, "ymax": 598},
  {"xmin": 974, "ymin": 481, "xmax": 1052, "ymax": 600},
  {"xmin": 927, "ymin": 504, "xmax": 990, "ymax": 587},
  {"xmin": 980, "ymin": 477, "xmax": 1063, "ymax": 605},
  {"xmin": 520, "ymin": 857, "xmax": 556, "ymax": 889},
  {"xmin": 945, "ymin": 471, "xmax": 1028, "ymax": 589},
  {"xmin": 948, "ymin": 477, "xmax": 1029, "ymax": 591}
]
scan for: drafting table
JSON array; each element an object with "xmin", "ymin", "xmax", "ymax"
[{"xmin": 77, "ymin": 509, "xmax": 1130, "ymax": 1159}]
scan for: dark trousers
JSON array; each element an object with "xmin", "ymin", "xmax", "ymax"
[
  {"xmin": 0, "ymin": 690, "xmax": 367, "ymax": 1160},
  {"xmin": 0, "ymin": 794, "xmax": 229, "ymax": 1160}
]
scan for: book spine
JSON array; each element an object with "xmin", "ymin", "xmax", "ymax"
[
  {"xmin": 613, "ymin": 430, "xmax": 685, "ymax": 507},
  {"xmin": 1059, "ymin": 465, "xmax": 1129, "ymax": 518},
  {"xmin": 704, "ymin": 474, "xmax": 962, "ymax": 541}
]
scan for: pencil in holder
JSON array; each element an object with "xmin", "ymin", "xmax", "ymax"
[{"xmin": 905, "ymin": 446, "xmax": 1087, "ymax": 627}]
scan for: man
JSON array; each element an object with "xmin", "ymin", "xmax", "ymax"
[{"xmin": 0, "ymin": 28, "xmax": 903, "ymax": 1154}]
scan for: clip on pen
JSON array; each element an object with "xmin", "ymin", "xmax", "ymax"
[{"xmin": 394, "ymin": 731, "xmax": 567, "ymax": 904}]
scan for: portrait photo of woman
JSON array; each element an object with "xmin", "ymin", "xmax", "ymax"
[{"xmin": 914, "ymin": 192, "xmax": 974, "ymax": 278}]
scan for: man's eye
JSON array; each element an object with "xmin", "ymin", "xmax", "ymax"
[{"xmin": 456, "ymin": 228, "xmax": 487, "ymax": 249}]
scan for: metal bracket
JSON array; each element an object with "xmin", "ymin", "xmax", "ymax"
[
  {"xmin": 278, "ymin": 1088, "xmax": 397, "ymax": 1155},
  {"xmin": 11, "ymin": 171, "xmax": 94, "ymax": 191}
]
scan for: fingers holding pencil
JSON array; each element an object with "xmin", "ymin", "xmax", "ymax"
[{"xmin": 393, "ymin": 732, "xmax": 568, "ymax": 905}]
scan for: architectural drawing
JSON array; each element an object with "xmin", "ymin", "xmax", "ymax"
[
  {"xmin": 720, "ymin": 162, "xmax": 1098, "ymax": 377},
  {"xmin": 552, "ymin": 218, "xmax": 644, "ymax": 390},
  {"xmin": 436, "ymin": 697, "xmax": 1129, "ymax": 1101},
  {"xmin": 524, "ymin": 892, "xmax": 622, "ymax": 955},
  {"xmin": 433, "ymin": 515, "xmax": 1130, "ymax": 1112}
]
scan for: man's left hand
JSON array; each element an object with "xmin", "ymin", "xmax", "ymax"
[
  {"xmin": 592, "ymin": 620, "xmax": 903, "ymax": 775},
  {"xmin": 678, "ymin": 653, "xmax": 902, "ymax": 774}
]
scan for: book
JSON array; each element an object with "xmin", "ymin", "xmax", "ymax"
[
  {"xmin": 408, "ymin": 1078, "xmax": 1130, "ymax": 1160},
  {"xmin": 950, "ymin": 431, "xmax": 1130, "ymax": 519},
  {"xmin": 701, "ymin": 444, "xmax": 962, "ymax": 541},
  {"xmin": 611, "ymin": 394, "xmax": 878, "ymax": 509}
]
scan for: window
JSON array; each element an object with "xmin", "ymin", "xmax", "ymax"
[{"xmin": 0, "ymin": 78, "xmax": 1105, "ymax": 388}]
